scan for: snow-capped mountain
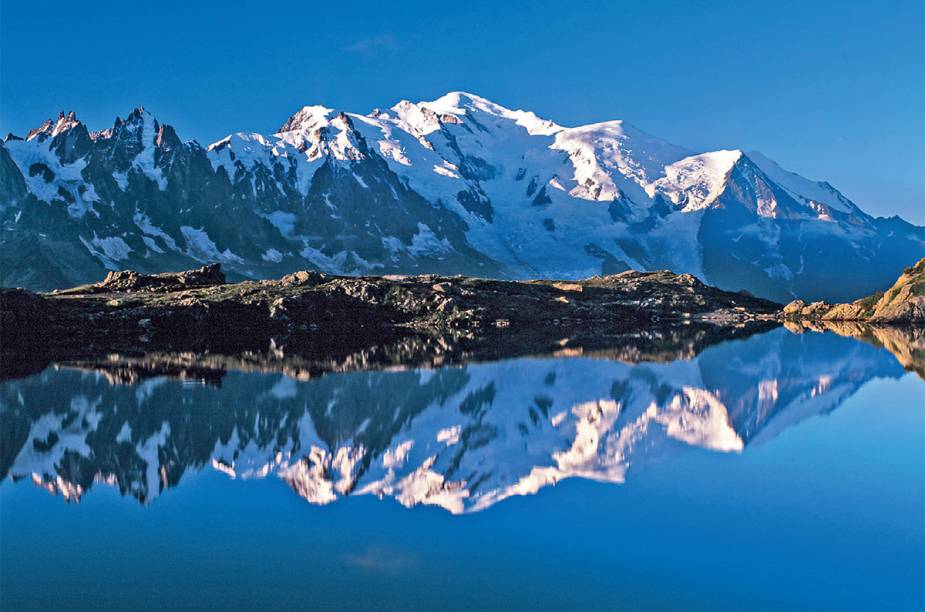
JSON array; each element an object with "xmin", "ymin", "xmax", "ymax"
[
  {"xmin": 0, "ymin": 328, "xmax": 906, "ymax": 512},
  {"xmin": 2, "ymin": 93, "xmax": 922, "ymax": 301}
]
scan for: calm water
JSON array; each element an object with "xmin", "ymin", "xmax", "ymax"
[{"xmin": 1, "ymin": 328, "xmax": 923, "ymax": 611}]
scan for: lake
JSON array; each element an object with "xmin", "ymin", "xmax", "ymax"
[{"xmin": 1, "ymin": 327, "xmax": 923, "ymax": 611}]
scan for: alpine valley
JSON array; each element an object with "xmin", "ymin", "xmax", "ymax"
[{"xmin": 2, "ymin": 92, "xmax": 922, "ymax": 302}]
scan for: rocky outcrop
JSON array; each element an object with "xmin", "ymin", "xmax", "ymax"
[
  {"xmin": 59, "ymin": 263, "xmax": 226, "ymax": 294},
  {"xmin": 1, "ymin": 264, "xmax": 781, "ymax": 379},
  {"xmin": 784, "ymin": 259, "xmax": 925, "ymax": 323}
]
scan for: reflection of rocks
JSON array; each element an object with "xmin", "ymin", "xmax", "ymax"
[
  {"xmin": 0, "ymin": 328, "xmax": 907, "ymax": 513},
  {"xmin": 785, "ymin": 320, "xmax": 925, "ymax": 379},
  {"xmin": 48, "ymin": 321, "xmax": 774, "ymax": 387},
  {"xmin": 784, "ymin": 258, "xmax": 925, "ymax": 323}
]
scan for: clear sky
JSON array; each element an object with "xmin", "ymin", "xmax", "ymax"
[{"xmin": 2, "ymin": 0, "xmax": 922, "ymax": 223}]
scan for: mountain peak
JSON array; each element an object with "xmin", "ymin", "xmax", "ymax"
[
  {"xmin": 117, "ymin": 107, "xmax": 159, "ymax": 136},
  {"xmin": 745, "ymin": 149, "xmax": 863, "ymax": 217},
  {"xmin": 25, "ymin": 111, "xmax": 82, "ymax": 141},
  {"xmin": 424, "ymin": 91, "xmax": 495, "ymax": 113},
  {"xmin": 273, "ymin": 105, "xmax": 365, "ymax": 160},
  {"xmin": 416, "ymin": 91, "xmax": 561, "ymax": 136},
  {"xmin": 277, "ymin": 105, "xmax": 335, "ymax": 134},
  {"xmin": 648, "ymin": 149, "xmax": 743, "ymax": 210},
  {"xmin": 126, "ymin": 107, "xmax": 154, "ymax": 122},
  {"xmin": 54, "ymin": 111, "xmax": 80, "ymax": 135}
]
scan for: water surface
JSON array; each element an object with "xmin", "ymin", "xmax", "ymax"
[{"xmin": 1, "ymin": 328, "xmax": 923, "ymax": 610}]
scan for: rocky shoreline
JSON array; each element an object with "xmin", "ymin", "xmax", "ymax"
[
  {"xmin": 2, "ymin": 262, "xmax": 923, "ymax": 381},
  {"xmin": 783, "ymin": 259, "xmax": 925, "ymax": 324},
  {"xmin": 1, "ymin": 263, "xmax": 780, "ymax": 375}
]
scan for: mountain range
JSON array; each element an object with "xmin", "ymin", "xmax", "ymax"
[{"xmin": 2, "ymin": 92, "xmax": 922, "ymax": 301}]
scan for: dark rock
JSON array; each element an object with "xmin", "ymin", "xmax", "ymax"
[
  {"xmin": 69, "ymin": 263, "xmax": 227, "ymax": 294},
  {"xmin": 2, "ymin": 265, "xmax": 781, "ymax": 374}
]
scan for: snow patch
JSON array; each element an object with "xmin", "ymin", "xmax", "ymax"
[
  {"xmin": 262, "ymin": 248, "xmax": 283, "ymax": 263},
  {"xmin": 134, "ymin": 211, "xmax": 177, "ymax": 251},
  {"xmin": 142, "ymin": 236, "xmax": 163, "ymax": 253},
  {"xmin": 265, "ymin": 210, "xmax": 297, "ymax": 238},
  {"xmin": 180, "ymin": 226, "xmax": 244, "ymax": 264},
  {"xmin": 112, "ymin": 171, "xmax": 128, "ymax": 191},
  {"xmin": 80, "ymin": 234, "xmax": 132, "ymax": 269},
  {"xmin": 408, "ymin": 223, "xmax": 453, "ymax": 257}
]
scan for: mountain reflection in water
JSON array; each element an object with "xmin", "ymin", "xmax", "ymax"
[{"xmin": 0, "ymin": 326, "xmax": 916, "ymax": 513}]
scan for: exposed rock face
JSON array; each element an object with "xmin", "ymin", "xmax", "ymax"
[{"xmin": 784, "ymin": 259, "xmax": 925, "ymax": 323}]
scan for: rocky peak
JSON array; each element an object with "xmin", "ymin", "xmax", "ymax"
[
  {"xmin": 25, "ymin": 120, "xmax": 53, "ymax": 141},
  {"xmin": 53, "ymin": 111, "xmax": 80, "ymax": 136},
  {"xmin": 116, "ymin": 107, "xmax": 159, "ymax": 137},
  {"xmin": 278, "ymin": 105, "xmax": 334, "ymax": 134},
  {"xmin": 89, "ymin": 128, "xmax": 114, "ymax": 141},
  {"xmin": 99, "ymin": 107, "xmax": 162, "ymax": 164},
  {"xmin": 276, "ymin": 105, "xmax": 365, "ymax": 161},
  {"xmin": 127, "ymin": 107, "xmax": 149, "ymax": 121},
  {"xmin": 25, "ymin": 111, "xmax": 82, "ymax": 143},
  {"xmin": 155, "ymin": 123, "xmax": 181, "ymax": 150}
]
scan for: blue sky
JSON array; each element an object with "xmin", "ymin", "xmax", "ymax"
[{"xmin": 2, "ymin": 0, "xmax": 922, "ymax": 222}]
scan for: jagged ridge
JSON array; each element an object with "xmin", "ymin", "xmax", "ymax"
[{"xmin": 2, "ymin": 93, "xmax": 922, "ymax": 301}]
